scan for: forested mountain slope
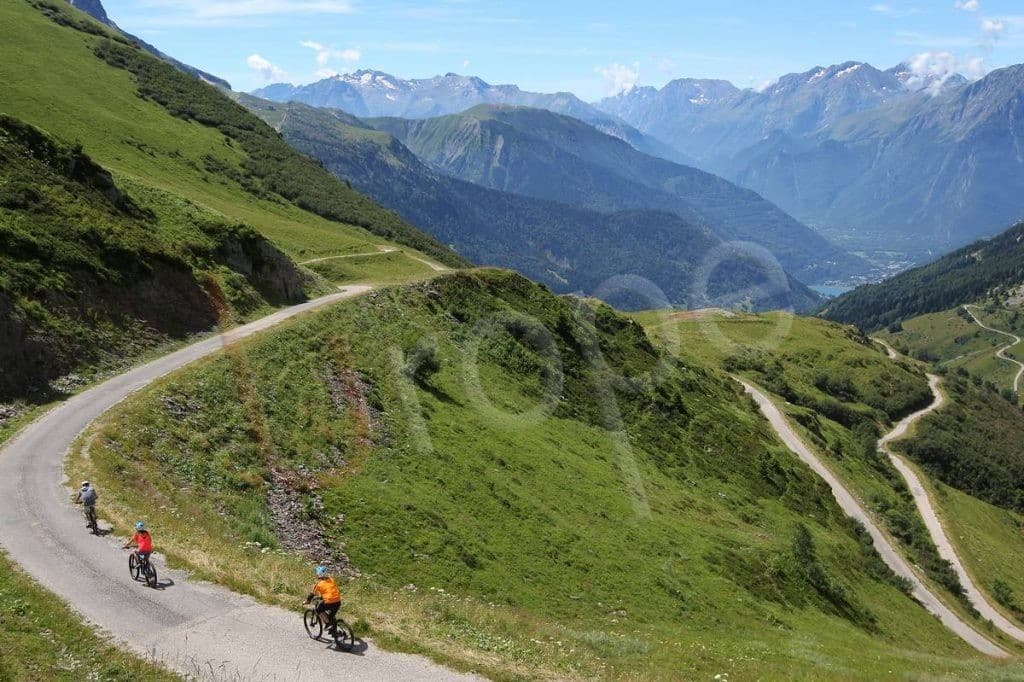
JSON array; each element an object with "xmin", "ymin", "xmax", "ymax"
[
  {"xmin": 823, "ymin": 222, "xmax": 1024, "ymax": 331},
  {"xmin": 371, "ymin": 105, "xmax": 865, "ymax": 284},
  {"xmin": 244, "ymin": 97, "xmax": 824, "ymax": 312}
]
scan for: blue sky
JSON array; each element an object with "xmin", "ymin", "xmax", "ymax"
[{"xmin": 102, "ymin": 0, "xmax": 1024, "ymax": 99}]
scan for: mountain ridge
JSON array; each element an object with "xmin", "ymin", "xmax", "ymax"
[
  {"xmin": 251, "ymin": 69, "xmax": 692, "ymax": 165},
  {"xmin": 369, "ymin": 103, "xmax": 867, "ymax": 284},
  {"xmin": 242, "ymin": 96, "xmax": 824, "ymax": 311},
  {"xmin": 64, "ymin": 0, "xmax": 232, "ymax": 89},
  {"xmin": 598, "ymin": 59, "xmax": 1024, "ymax": 260}
]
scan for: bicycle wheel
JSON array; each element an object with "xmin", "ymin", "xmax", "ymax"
[
  {"xmin": 87, "ymin": 509, "xmax": 98, "ymax": 534},
  {"xmin": 144, "ymin": 562, "xmax": 158, "ymax": 588},
  {"xmin": 333, "ymin": 618, "xmax": 354, "ymax": 651},
  {"xmin": 303, "ymin": 610, "xmax": 323, "ymax": 640},
  {"xmin": 128, "ymin": 553, "xmax": 140, "ymax": 581}
]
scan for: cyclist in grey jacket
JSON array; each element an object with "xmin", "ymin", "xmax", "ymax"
[{"xmin": 75, "ymin": 481, "xmax": 97, "ymax": 527}]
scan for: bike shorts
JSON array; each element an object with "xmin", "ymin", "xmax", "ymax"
[{"xmin": 316, "ymin": 601, "xmax": 340, "ymax": 619}]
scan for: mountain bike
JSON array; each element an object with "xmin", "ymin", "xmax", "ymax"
[
  {"xmin": 303, "ymin": 598, "xmax": 354, "ymax": 651},
  {"xmin": 84, "ymin": 506, "xmax": 99, "ymax": 535},
  {"xmin": 128, "ymin": 551, "xmax": 158, "ymax": 588}
]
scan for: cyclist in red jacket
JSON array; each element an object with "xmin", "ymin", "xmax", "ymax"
[{"xmin": 122, "ymin": 521, "xmax": 153, "ymax": 564}]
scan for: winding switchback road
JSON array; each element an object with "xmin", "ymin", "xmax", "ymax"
[
  {"xmin": 739, "ymin": 378, "xmax": 1009, "ymax": 658},
  {"xmin": 879, "ymin": 376, "xmax": 1024, "ymax": 645},
  {"xmin": 964, "ymin": 305, "xmax": 1024, "ymax": 394},
  {"xmin": 0, "ymin": 286, "xmax": 479, "ymax": 681}
]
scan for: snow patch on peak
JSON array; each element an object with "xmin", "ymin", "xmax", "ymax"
[
  {"xmin": 808, "ymin": 69, "xmax": 828, "ymax": 83},
  {"xmin": 835, "ymin": 63, "xmax": 863, "ymax": 78}
]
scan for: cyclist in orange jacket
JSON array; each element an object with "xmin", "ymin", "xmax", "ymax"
[{"xmin": 305, "ymin": 566, "xmax": 342, "ymax": 635}]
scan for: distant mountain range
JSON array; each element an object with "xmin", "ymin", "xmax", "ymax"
[
  {"xmin": 369, "ymin": 104, "xmax": 865, "ymax": 284},
  {"xmin": 599, "ymin": 61, "xmax": 1024, "ymax": 257},
  {"xmin": 253, "ymin": 70, "xmax": 691, "ymax": 165},
  {"xmin": 253, "ymin": 60, "xmax": 1024, "ymax": 266},
  {"xmin": 242, "ymin": 96, "xmax": 824, "ymax": 311},
  {"xmin": 597, "ymin": 61, "xmax": 965, "ymax": 164}
]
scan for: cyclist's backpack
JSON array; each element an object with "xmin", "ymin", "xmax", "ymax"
[{"xmin": 82, "ymin": 487, "xmax": 97, "ymax": 505}]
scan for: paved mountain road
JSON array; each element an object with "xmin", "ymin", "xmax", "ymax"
[
  {"xmin": 739, "ymin": 378, "xmax": 1009, "ymax": 658},
  {"xmin": 0, "ymin": 286, "xmax": 480, "ymax": 681}
]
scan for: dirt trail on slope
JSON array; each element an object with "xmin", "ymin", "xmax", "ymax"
[
  {"xmin": 299, "ymin": 246, "xmax": 398, "ymax": 265},
  {"xmin": 879, "ymin": 374, "xmax": 1024, "ymax": 645},
  {"xmin": 738, "ymin": 378, "xmax": 1008, "ymax": 657},
  {"xmin": 964, "ymin": 305, "xmax": 1024, "ymax": 394},
  {"xmin": 0, "ymin": 286, "xmax": 480, "ymax": 681}
]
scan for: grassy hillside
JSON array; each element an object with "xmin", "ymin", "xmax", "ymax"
[
  {"xmin": 822, "ymin": 222, "xmax": 1024, "ymax": 331},
  {"xmin": 0, "ymin": 0, "xmax": 471, "ymax": 400},
  {"xmin": 242, "ymin": 97, "xmax": 823, "ymax": 312},
  {"xmin": 636, "ymin": 309, "xmax": 1024, "ymax": 635},
  {"xmin": 73, "ymin": 271, "xmax": 1023, "ymax": 679},
  {"xmin": 927, "ymin": 483, "xmax": 1024, "ymax": 625},
  {"xmin": 881, "ymin": 304, "xmax": 1024, "ymax": 402},
  {"xmin": 0, "ymin": 114, "xmax": 309, "ymax": 400},
  {"xmin": 633, "ymin": 312, "xmax": 984, "ymax": 607},
  {"xmin": 1, "ymin": 0, "xmax": 463, "ymax": 270},
  {"xmin": 873, "ymin": 299, "xmax": 1024, "ymax": 517}
]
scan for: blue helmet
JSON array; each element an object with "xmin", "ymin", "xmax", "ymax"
[
  {"xmin": 135, "ymin": 521, "xmax": 146, "ymax": 531},
  {"xmin": 315, "ymin": 565, "xmax": 328, "ymax": 577}
]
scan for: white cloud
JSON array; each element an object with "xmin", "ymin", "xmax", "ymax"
[
  {"xmin": 301, "ymin": 40, "xmax": 361, "ymax": 67},
  {"xmin": 753, "ymin": 78, "xmax": 777, "ymax": 93},
  {"xmin": 904, "ymin": 51, "xmax": 985, "ymax": 94},
  {"xmin": 869, "ymin": 3, "xmax": 923, "ymax": 17},
  {"xmin": 595, "ymin": 62, "xmax": 640, "ymax": 96},
  {"xmin": 960, "ymin": 55, "xmax": 986, "ymax": 78},
  {"xmin": 981, "ymin": 17, "xmax": 1005, "ymax": 39},
  {"xmin": 463, "ymin": 59, "xmax": 471, "ymax": 69},
  {"xmin": 658, "ymin": 57, "xmax": 675, "ymax": 75},
  {"xmin": 955, "ymin": 0, "xmax": 980, "ymax": 11},
  {"xmin": 246, "ymin": 53, "xmax": 287, "ymax": 81}
]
